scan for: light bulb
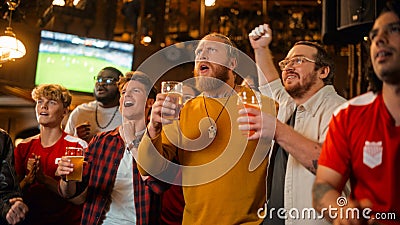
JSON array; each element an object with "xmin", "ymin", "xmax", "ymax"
[{"xmin": 205, "ymin": 0, "xmax": 215, "ymax": 7}]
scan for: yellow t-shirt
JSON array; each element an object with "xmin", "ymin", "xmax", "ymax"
[{"xmin": 138, "ymin": 87, "xmax": 277, "ymax": 225}]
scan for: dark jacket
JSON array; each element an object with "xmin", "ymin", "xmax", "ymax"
[{"xmin": 0, "ymin": 128, "xmax": 22, "ymax": 224}]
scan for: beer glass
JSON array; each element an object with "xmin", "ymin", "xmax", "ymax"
[
  {"xmin": 65, "ymin": 147, "xmax": 84, "ymax": 182},
  {"xmin": 237, "ymin": 90, "xmax": 261, "ymax": 137},
  {"xmin": 161, "ymin": 81, "xmax": 183, "ymax": 120}
]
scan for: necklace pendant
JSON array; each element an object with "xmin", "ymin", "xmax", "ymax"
[{"xmin": 208, "ymin": 125, "xmax": 217, "ymax": 139}]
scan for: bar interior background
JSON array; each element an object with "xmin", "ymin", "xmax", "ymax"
[{"xmin": 0, "ymin": 0, "xmax": 386, "ymax": 140}]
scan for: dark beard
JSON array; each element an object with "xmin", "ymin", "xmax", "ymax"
[
  {"xmin": 285, "ymin": 71, "xmax": 318, "ymax": 99},
  {"xmin": 195, "ymin": 64, "xmax": 230, "ymax": 92}
]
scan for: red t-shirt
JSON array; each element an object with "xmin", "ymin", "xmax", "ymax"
[
  {"xmin": 14, "ymin": 132, "xmax": 87, "ymax": 225},
  {"xmin": 319, "ymin": 92, "xmax": 400, "ymax": 224}
]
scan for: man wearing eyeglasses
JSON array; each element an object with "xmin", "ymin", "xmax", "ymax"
[
  {"xmin": 65, "ymin": 67, "xmax": 123, "ymax": 143},
  {"xmin": 244, "ymin": 25, "xmax": 346, "ymax": 225}
]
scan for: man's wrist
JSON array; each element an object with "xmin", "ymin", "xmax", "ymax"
[
  {"xmin": 58, "ymin": 179, "xmax": 78, "ymax": 199},
  {"xmin": 21, "ymin": 177, "xmax": 33, "ymax": 187},
  {"xmin": 61, "ymin": 175, "xmax": 68, "ymax": 182},
  {"xmin": 147, "ymin": 123, "xmax": 161, "ymax": 139},
  {"xmin": 127, "ymin": 139, "xmax": 140, "ymax": 150}
]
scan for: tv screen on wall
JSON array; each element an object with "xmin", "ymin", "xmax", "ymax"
[{"xmin": 35, "ymin": 30, "xmax": 134, "ymax": 93}]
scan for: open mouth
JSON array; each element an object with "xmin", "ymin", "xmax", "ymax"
[
  {"xmin": 375, "ymin": 50, "xmax": 392, "ymax": 59},
  {"xmin": 284, "ymin": 73, "xmax": 298, "ymax": 82},
  {"xmin": 200, "ymin": 64, "xmax": 209, "ymax": 71},
  {"xmin": 124, "ymin": 101, "xmax": 134, "ymax": 107},
  {"xmin": 197, "ymin": 63, "xmax": 211, "ymax": 75}
]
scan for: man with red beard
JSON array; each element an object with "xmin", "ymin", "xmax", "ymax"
[
  {"xmin": 65, "ymin": 67, "xmax": 123, "ymax": 143},
  {"xmin": 313, "ymin": 1, "xmax": 400, "ymax": 224},
  {"xmin": 243, "ymin": 25, "xmax": 346, "ymax": 225},
  {"xmin": 137, "ymin": 33, "xmax": 277, "ymax": 225}
]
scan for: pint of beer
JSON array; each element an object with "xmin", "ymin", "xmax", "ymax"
[
  {"xmin": 161, "ymin": 81, "xmax": 183, "ymax": 120},
  {"xmin": 65, "ymin": 147, "xmax": 84, "ymax": 182},
  {"xmin": 237, "ymin": 90, "xmax": 262, "ymax": 137}
]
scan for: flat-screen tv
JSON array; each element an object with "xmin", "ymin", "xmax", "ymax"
[{"xmin": 35, "ymin": 30, "xmax": 134, "ymax": 93}]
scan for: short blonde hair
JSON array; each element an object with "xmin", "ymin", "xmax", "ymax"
[{"xmin": 31, "ymin": 84, "xmax": 72, "ymax": 108}]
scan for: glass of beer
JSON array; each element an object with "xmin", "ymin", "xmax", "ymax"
[
  {"xmin": 237, "ymin": 90, "xmax": 261, "ymax": 137},
  {"xmin": 65, "ymin": 147, "xmax": 84, "ymax": 182},
  {"xmin": 161, "ymin": 81, "xmax": 183, "ymax": 120}
]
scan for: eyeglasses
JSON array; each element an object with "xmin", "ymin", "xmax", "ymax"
[
  {"xmin": 94, "ymin": 77, "xmax": 118, "ymax": 85},
  {"xmin": 369, "ymin": 21, "xmax": 400, "ymax": 42},
  {"xmin": 278, "ymin": 56, "xmax": 316, "ymax": 70}
]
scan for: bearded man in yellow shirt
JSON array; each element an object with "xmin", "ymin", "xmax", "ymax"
[{"xmin": 137, "ymin": 33, "xmax": 277, "ymax": 225}]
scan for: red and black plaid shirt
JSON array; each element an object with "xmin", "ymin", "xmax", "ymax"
[{"xmin": 76, "ymin": 128, "xmax": 161, "ymax": 225}]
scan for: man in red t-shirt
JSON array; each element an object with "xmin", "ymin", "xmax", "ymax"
[
  {"xmin": 313, "ymin": 1, "xmax": 400, "ymax": 225},
  {"xmin": 14, "ymin": 84, "xmax": 87, "ymax": 225}
]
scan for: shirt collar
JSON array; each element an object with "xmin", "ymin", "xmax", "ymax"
[
  {"xmin": 110, "ymin": 127, "xmax": 121, "ymax": 136},
  {"xmin": 298, "ymin": 85, "xmax": 337, "ymax": 116}
]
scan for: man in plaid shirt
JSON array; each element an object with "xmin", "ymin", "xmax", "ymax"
[{"xmin": 57, "ymin": 71, "xmax": 161, "ymax": 225}]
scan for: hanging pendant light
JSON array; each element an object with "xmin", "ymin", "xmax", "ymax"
[{"xmin": 0, "ymin": 0, "xmax": 26, "ymax": 63}]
